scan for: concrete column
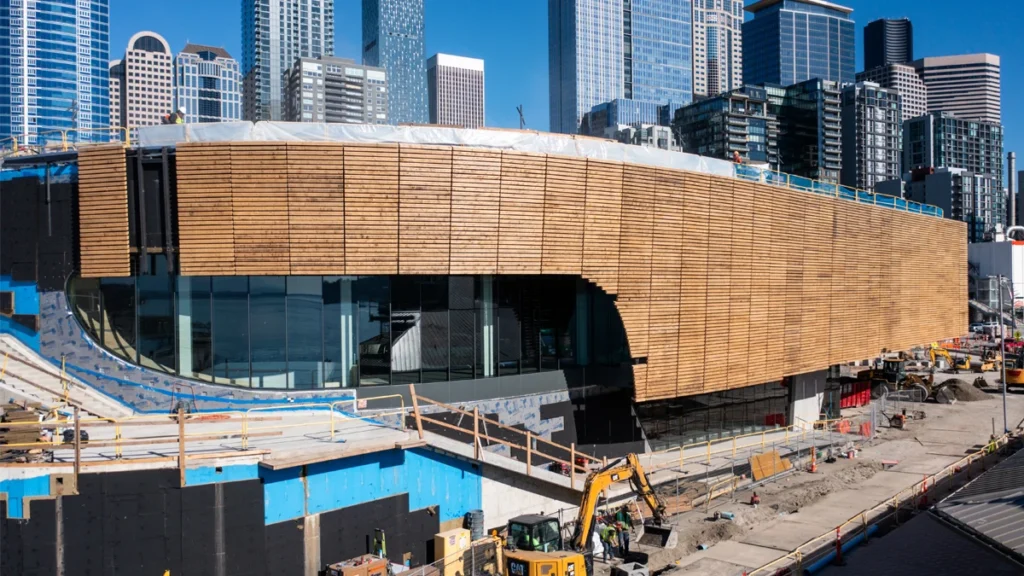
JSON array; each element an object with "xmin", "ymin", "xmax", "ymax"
[
  {"xmin": 339, "ymin": 278, "xmax": 355, "ymax": 388},
  {"xmin": 303, "ymin": 514, "xmax": 321, "ymax": 576},
  {"xmin": 176, "ymin": 277, "xmax": 193, "ymax": 377},
  {"xmin": 789, "ymin": 369, "xmax": 829, "ymax": 429}
]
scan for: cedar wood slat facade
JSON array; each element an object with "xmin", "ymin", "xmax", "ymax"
[{"xmin": 77, "ymin": 142, "xmax": 968, "ymax": 402}]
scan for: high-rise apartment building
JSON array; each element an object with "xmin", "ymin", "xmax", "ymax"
[
  {"xmin": 111, "ymin": 32, "xmax": 174, "ymax": 129},
  {"xmin": 777, "ymin": 78, "xmax": 842, "ymax": 183},
  {"xmin": 840, "ymin": 82, "xmax": 901, "ymax": 190},
  {"xmin": 691, "ymin": 0, "xmax": 744, "ymax": 98},
  {"xmin": 242, "ymin": 0, "xmax": 335, "ymax": 121},
  {"xmin": 863, "ymin": 18, "xmax": 913, "ymax": 70},
  {"xmin": 109, "ymin": 61, "xmax": 124, "ymax": 129},
  {"xmin": 742, "ymin": 0, "xmax": 855, "ymax": 87},
  {"xmin": 904, "ymin": 112, "xmax": 1003, "ymax": 183},
  {"xmin": 913, "ymin": 54, "xmax": 1001, "ymax": 124},
  {"xmin": 548, "ymin": 0, "xmax": 692, "ymax": 134},
  {"xmin": 855, "ymin": 63, "xmax": 927, "ymax": 121},
  {"xmin": 0, "ymin": 1, "xmax": 110, "ymax": 145},
  {"xmin": 362, "ymin": 0, "xmax": 427, "ymax": 125},
  {"xmin": 175, "ymin": 45, "xmax": 242, "ymax": 124},
  {"xmin": 427, "ymin": 54, "xmax": 485, "ymax": 129},
  {"xmin": 891, "ymin": 167, "xmax": 1001, "ymax": 242},
  {"xmin": 284, "ymin": 57, "xmax": 388, "ymax": 124},
  {"xmin": 674, "ymin": 85, "xmax": 776, "ymax": 165}
]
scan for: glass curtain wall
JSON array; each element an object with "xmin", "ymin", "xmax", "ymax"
[{"xmin": 68, "ymin": 268, "xmax": 629, "ymax": 390}]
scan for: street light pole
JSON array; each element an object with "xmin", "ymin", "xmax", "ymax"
[{"xmin": 999, "ymin": 275, "xmax": 1008, "ymax": 433}]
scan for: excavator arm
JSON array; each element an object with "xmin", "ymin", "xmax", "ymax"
[{"xmin": 569, "ymin": 453, "xmax": 667, "ymax": 551}]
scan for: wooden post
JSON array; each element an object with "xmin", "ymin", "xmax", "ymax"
[
  {"xmin": 73, "ymin": 406, "xmax": 81, "ymax": 485},
  {"xmin": 473, "ymin": 408, "xmax": 481, "ymax": 460},
  {"xmin": 409, "ymin": 384, "xmax": 424, "ymax": 440},
  {"xmin": 178, "ymin": 407, "xmax": 186, "ymax": 487},
  {"xmin": 526, "ymin": 431, "xmax": 532, "ymax": 476},
  {"xmin": 570, "ymin": 443, "xmax": 576, "ymax": 490}
]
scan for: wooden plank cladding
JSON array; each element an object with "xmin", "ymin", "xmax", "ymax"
[
  {"xmin": 77, "ymin": 144, "xmax": 130, "ymax": 277},
  {"xmin": 174, "ymin": 141, "xmax": 968, "ymax": 403}
]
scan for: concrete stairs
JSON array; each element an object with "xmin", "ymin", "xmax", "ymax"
[{"xmin": 0, "ymin": 335, "xmax": 133, "ymax": 418}]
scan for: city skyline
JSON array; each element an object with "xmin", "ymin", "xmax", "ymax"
[{"xmin": 40, "ymin": 0, "xmax": 1024, "ymax": 161}]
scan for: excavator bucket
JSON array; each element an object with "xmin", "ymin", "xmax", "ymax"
[{"xmin": 637, "ymin": 523, "xmax": 678, "ymax": 549}]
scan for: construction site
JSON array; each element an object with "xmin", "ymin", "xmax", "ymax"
[{"xmin": 3, "ymin": 124, "xmax": 1020, "ymax": 576}]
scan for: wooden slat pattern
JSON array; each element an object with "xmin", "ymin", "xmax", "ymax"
[
  {"xmin": 451, "ymin": 148, "xmax": 501, "ymax": 274},
  {"xmin": 345, "ymin": 144, "xmax": 399, "ymax": 274},
  {"xmin": 287, "ymin": 143, "xmax": 344, "ymax": 274},
  {"xmin": 541, "ymin": 156, "xmax": 587, "ymax": 275},
  {"xmin": 497, "ymin": 152, "xmax": 546, "ymax": 274},
  {"xmin": 399, "ymin": 145, "xmax": 452, "ymax": 274},
  {"xmin": 78, "ymin": 144, "xmax": 129, "ymax": 277},
  {"xmin": 172, "ymin": 144, "xmax": 968, "ymax": 403}
]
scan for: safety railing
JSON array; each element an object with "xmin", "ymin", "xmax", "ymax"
[
  {"xmin": 745, "ymin": 434, "xmax": 1011, "ymax": 575},
  {"xmin": 733, "ymin": 163, "xmax": 944, "ymax": 218},
  {"xmin": 0, "ymin": 126, "xmax": 131, "ymax": 158},
  {"xmin": 408, "ymin": 385, "xmax": 604, "ymax": 489}
]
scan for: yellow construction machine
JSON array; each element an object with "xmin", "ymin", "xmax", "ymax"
[
  {"xmin": 929, "ymin": 347, "xmax": 970, "ymax": 373},
  {"xmin": 501, "ymin": 453, "xmax": 676, "ymax": 576},
  {"xmin": 976, "ymin": 350, "xmax": 1002, "ymax": 373}
]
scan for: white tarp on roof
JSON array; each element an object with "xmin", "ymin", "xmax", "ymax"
[{"xmin": 136, "ymin": 121, "xmax": 736, "ymax": 178}]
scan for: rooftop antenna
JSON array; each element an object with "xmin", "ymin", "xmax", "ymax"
[{"xmin": 517, "ymin": 105, "xmax": 526, "ymax": 129}]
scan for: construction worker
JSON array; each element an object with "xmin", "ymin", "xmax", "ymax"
[
  {"xmin": 751, "ymin": 492, "xmax": 761, "ymax": 508},
  {"xmin": 162, "ymin": 106, "xmax": 186, "ymax": 125},
  {"xmin": 616, "ymin": 519, "xmax": 630, "ymax": 557},
  {"xmin": 600, "ymin": 523, "xmax": 617, "ymax": 562},
  {"xmin": 732, "ymin": 150, "xmax": 742, "ymax": 163}
]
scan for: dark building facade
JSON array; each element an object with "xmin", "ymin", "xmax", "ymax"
[
  {"xmin": 777, "ymin": 78, "xmax": 842, "ymax": 183},
  {"xmin": 863, "ymin": 18, "xmax": 913, "ymax": 70},
  {"xmin": 674, "ymin": 85, "xmax": 776, "ymax": 165}
]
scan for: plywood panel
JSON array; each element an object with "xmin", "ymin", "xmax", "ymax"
[
  {"xmin": 451, "ymin": 148, "xmax": 501, "ymax": 274},
  {"xmin": 399, "ymin": 145, "xmax": 452, "ymax": 275},
  {"xmin": 344, "ymin": 144, "xmax": 399, "ymax": 274},
  {"xmin": 286, "ymin": 143, "xmax": 344, "ymax": 275},
  {"xmin": 541, "ymin": 156, "xmax": 587, "ymax": 275},
  {"xmin": 176, "ymin": 143, "xmax": 235, "ymax": 275},
  {"xmin": 78, "ymin": 144, "xmax": 130, "ymax": 277},
  {"xmin": 497, "ymin": 151, "xmax": 546, "ymax": 274}
]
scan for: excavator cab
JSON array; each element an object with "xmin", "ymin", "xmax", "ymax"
[
  {"xmin": 507, "ymin": 515, "xmax": 563, "ymax": 553},
  {"xmin": 881, "ymin": 358, "xmax": 906, "ymax": 382}
]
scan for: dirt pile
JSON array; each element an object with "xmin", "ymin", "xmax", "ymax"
[
  {"xmin": 737, "ymin": 461, "xmax": 883, "ymax": 523},
  {"xmin": 942, "ymin": 379, "xmax": 991, "ymax": 402},
  {"xmin": 677, "ymin": 519, "xmax": 745, "ymax": 553}
]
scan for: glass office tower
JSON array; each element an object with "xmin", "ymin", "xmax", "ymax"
[
  {"xmin": 362, "ymin": 0, "xmax": 427, "ymax": 125},
  {"xmin": 742, "ymin": 0, "xmax": 855, "ymax": 87},
  {"xmin": 627, "ymin": 0, "xmax": 693, "ymax": 106},
  {"xmin": 0, "ymin": 0, "xmax": 111, "ymax": 145}
]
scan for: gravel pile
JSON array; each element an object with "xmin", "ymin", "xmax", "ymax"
[{"xmin": 941, "ymin": 379, "xmax": 991, "ymax": 402}]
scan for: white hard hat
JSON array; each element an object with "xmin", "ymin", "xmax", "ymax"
[{"xmin": 178, "ymin": 106, "xmax": 186, "ymax": 114}]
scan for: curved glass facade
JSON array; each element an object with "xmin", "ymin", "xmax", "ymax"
[{"xmin": 69, "ymin": 259, "xmax": 630, "ymax": 389}]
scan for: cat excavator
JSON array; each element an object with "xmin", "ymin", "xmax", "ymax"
[
  {"xmin": 501, "ymin": 453, "xmax": 676, "ymax": 576},
  {"xmin": 929, "ymin": 347, "xmax": 970, "ymax": 373}
]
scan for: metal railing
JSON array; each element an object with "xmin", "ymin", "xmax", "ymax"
[
  {"xmin": 0, "ymin": 126, "xmax": 130, "ymax": 157},
  {"xmin": 733, "ymin": 163, "xmax": 944, "ymax": 218}
]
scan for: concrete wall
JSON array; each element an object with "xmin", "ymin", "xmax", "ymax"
[
  {"xmin": 481, "ymin": 464, "xmax": 579, "ymax": 531},
  {"xmin": 969, "ymin": 241, "xmax": 1024, "ymax": 301},
  {"xmin": 790, "ymin": 369, "xmax": 829, "ymax": 429}
]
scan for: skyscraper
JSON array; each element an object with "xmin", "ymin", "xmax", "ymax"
[
  {"xmin": 175, "ymin": 45, "xmax": 243, "ymax": 124},
  {"xmin": 863, "ymin": 18, "xmax": 913, "ymax": 70},
  {"xmin": 109, "ymin": 61, "xmax": 124, "ymax": 129},
  {"xmin": 242, "ymin": 0, "xmax": 335, "ymax": 121},
  {"xmin": 777, "ymin": 78, "xmax": 842, "ymax": 183},
  {"xmin": 691, "ymin": 0, "xmax": 743, "ymax": 98},
  {"xmin": 284, "ymin": 56, "xmax": 388, "ymax": 124},
  {"xmin": 427, "ymin": 54, "xmax": 485, "ymax": 129},
  {"xmin": 904, "ymin": 112, "xmax": 1003, "ymax": 183},
  {"xmin": 0, "ymin": 0, "xmax": 110, "ymax": 145},
  {"xmin": 362, "ymin": 0, "xmax": 427, "ymax": 125},
  {"xmin": 548, "ymin": 0, "xmax": 692, "ymax": 134},
  {"xmin": 742, "ymin": 0, "xmax": 855, "ymax": 87},
  {"xmin": 112, "ymin": 32, "xmax": 174, "ymax": 129},
  {"xmin": 840, "ymin": 82, "xmax": 902, "ymax": 190},
  {"xmin": 913, "ymin": 54, "xmax": 1001, "ymax": 125},
  {"xmin": 855, "ymin": 63, "xmax": 927, "ymax": 121}
]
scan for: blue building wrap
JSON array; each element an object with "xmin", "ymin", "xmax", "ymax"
[
  {"xmin": 0, "ymin": 474, "xmax": 52, "ymax": 519},
  {"xmin": 0, "ymin": 276, "xmax": 40, "ymax": 350}
]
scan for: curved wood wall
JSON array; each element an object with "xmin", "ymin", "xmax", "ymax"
[{"xmin": 87, "ymin": 142, "xmax": 967, "ymax": 402}]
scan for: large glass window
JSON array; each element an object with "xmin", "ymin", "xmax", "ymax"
[{"xmin": 68, "ymin": 275, "xmax": 630, "ymax": 390}]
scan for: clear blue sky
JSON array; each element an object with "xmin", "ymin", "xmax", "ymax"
[{"xmin": 110, "ymin": 0, "xmax": 1022, "ymax": 168}]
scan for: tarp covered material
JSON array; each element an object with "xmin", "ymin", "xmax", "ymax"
[{"xmin": 137, "ymin": 121, "xmax": 736, "ymax": 178}]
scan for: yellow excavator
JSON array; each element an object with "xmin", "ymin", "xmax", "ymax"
[
  {"xmin": 929, "ymin": 347, "xmax": 970, "ymax": 373},
  {"xmin": 502, "ymin": 453, "xmax": 676, "ymax": 576}
]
